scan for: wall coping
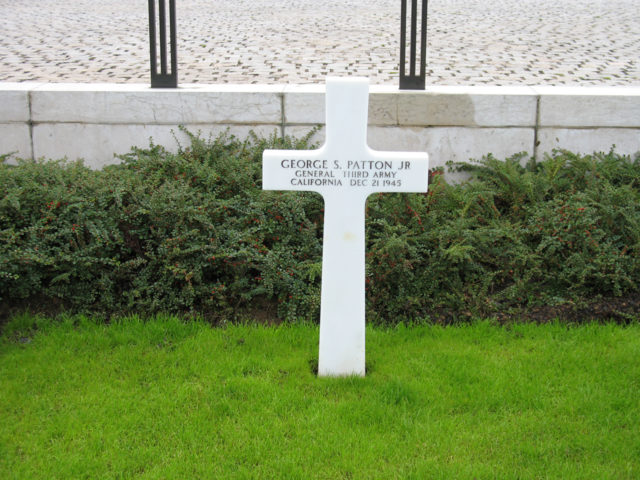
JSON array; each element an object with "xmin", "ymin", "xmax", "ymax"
[{"xmin": 2, "ymin": 82, "xmax": 640, "ymax": 96}]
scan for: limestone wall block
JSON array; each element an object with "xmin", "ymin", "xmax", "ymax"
[
  {"xmin": 536, "ymin": 86, "xmax": 640, "ymax": 127},
  {"xmin": 30, "ymin": 84, "xmax": 283, "ymax": 124},
  {"xmin": 0, "ymin": 123, "xmax": 32, "ymax": 160},
  {"xmin": 537, "ymin": 128, "xmax": 640, "ymax": 156},
  {"xmin": 32, "ymin": 123, "xmax": 279, "ymax": 169}
]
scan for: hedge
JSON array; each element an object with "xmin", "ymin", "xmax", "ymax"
[{"xmin": 2, "ymin": 130, "xmax": 640, "ymax": 324}]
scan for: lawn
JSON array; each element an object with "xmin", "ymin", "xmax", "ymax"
[{"xmin": 1, "ymin": 317, "xmax": 639, "ymax": 479}]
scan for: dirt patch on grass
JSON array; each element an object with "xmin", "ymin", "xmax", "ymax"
[
  {"xmin": 425, "ymin": 292, "xmax": 640, "ymax": 325},
  {"xmin": 2, "ymin": 292, "xmax": 639, "ymax": 329}
]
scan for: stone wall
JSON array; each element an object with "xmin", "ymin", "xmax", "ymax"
[{"xmin": 1, "ymin": 83, "xmax": 639, "ymax": 169}]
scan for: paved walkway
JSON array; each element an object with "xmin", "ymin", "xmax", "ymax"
[{"xmin": 1, "ymin": 0, "xmax": 638, "ymax": 86}]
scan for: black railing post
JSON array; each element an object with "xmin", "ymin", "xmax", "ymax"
[
  {"xmin": 148, "ymin": 0, "xmax": 178, "ymax": 88},
  {"xmin": 400, "ymin": 0, "xmax": 427, "ymax": 90}
]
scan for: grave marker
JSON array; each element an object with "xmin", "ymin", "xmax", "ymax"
[{"xmin": 263, "ymin": 77, "xmax": 428, "ymax": 376}]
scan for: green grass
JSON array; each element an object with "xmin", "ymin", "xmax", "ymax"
[{"xmin": 1, "ymin": 317, "xmax": 639, "ymax": 479}]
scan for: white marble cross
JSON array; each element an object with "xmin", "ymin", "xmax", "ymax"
[{"xmin": 263, "ymin": 77, "xmax": 428, "ymax": 377}]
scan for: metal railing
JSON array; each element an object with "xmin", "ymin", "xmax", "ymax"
[
  {"xmin": 146, "ymin": 1, "xmax": 427, "ymax": 89},
  {"xmin": 400, "ymin": 0, "xmax": 427, "ymax": 90},
  {"xmin": 148, "ymin": 0, "xmax": 178, "ymax": 88}
]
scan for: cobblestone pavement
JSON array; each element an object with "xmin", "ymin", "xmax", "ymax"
[{"xmin": 1, "ymin": 0, "xmax": 638, "ymax": 86}]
